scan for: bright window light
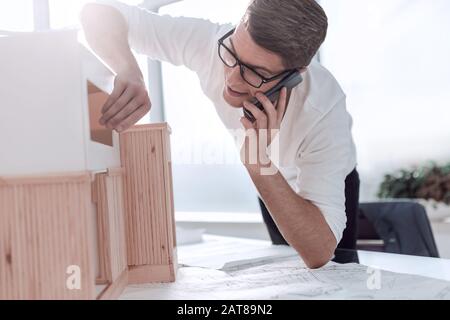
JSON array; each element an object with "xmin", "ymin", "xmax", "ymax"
[
  {"xmin": 0, "ymin": 0, "xmax": 34, "ymax": 32},
  {"xmin": 320, "ymin": 0, "xmax": 450, "ymax": 199},
  {"xmin": 49, "ymin": 0, "xmax": 142, "ymax": 29},
  {"xmin": 159, "ymin": 0, "xmax": 261, "ymax": 213}
]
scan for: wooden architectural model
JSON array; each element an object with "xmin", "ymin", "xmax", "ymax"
[{"xmin": 0, "ymin": 30, "xmax": 177, "ymax": 300}]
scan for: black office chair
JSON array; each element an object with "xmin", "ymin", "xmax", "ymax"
[
  {"xmin": 259, "ymin": 169, "xmax": 440, "ymax": 258},
  {"xmin": 357, "ymin": 201, "xmax": 440, "ymax": 258}
]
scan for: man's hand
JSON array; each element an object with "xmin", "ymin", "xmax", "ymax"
[
  {"xmin": 80, "ymin": 3, "xmax": 151, "ymax": 132},
  {"xmin": 239, "ymin": 87, "xmax": 288, "ymax": 170},
  {"xmin": 99, "ymin": 72, "xmax": 151, "ymax": 132}
]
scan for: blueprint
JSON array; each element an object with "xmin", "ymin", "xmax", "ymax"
[
  {"xmin": 176, "ymin": 235, "xmax": 299, "ymax": 269},
  {"xmin": 120, "ymin": 254, "xmax": 450, "ymax": 300}
]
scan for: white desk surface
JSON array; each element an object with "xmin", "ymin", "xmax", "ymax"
[
  {"xmin": 177, "ymin": 235, "xmax": 450, "ymax": 282},
  {"xmin": 119, "ymin": 235, "xmax": 450, "ymax": 299}
]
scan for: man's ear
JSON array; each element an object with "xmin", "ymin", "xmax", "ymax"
[{"xmin": 298, "ymin": 67, "xmax": 308, "ymax": 74}]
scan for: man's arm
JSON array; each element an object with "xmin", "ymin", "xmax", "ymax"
[
  {"xmin": 80, "ymin": 1, "xmax": 224, "ymax": 131},
  {"xmin": 246, "ymin": 165, "xmax": 337, "ymax": 269},
  {"xmin": 80, "ymin": 3, "xmax": 150, "ymax": 132},
  {"xmin": 81, "ymin": 4, "xmax": 140, "ymax": 77},
  {"xmin": 240, "ymin": 88, "xmax": 353, "ymax": 270}
]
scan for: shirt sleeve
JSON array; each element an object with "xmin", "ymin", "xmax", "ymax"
[
  {"xmin": 295, "ymin": 96, "xmax": 357, "ymax": 244},
  {"xmin": 93, "ymin": 0, "xmax": 223, "ymax": 77}
]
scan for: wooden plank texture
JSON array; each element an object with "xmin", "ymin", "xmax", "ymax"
[
  {"xmin": 93, "ymin": 169, "xmax": 127, "ymax": 284},
  {"xmin": 119, "ymin": 124, "xmax": 177, "ymax": 284},
  {"xmin": 0, "ymin": 173, "xmax": 95, "ymax": 300}
]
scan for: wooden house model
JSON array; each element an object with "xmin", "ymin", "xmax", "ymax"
[{"xmin": 0, "ymin": 30, "xmax": 177, "ymax": 300}]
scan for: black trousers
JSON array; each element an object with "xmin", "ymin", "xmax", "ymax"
[{"xmin": 258, "ymin": 168, "xmax": 360, "ymax": 250}]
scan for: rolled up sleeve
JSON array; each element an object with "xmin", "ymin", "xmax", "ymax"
[{"xmin": 295, "ymin": 97, "xmax": 357, "ymax": 244}]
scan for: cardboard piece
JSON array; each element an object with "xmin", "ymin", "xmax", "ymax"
[{"xmin": 88, "ymin": 82, "xmax": 113, "ymax": 147}]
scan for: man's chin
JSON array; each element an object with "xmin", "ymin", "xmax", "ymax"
[{"xmin": 223, "ymin": 90, "xmax": 245, "ymax": 108}]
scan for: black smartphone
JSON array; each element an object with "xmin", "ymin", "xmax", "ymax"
[{"xmin": 243, "ymin": 70, "xmax": 303, "ymax": 123}]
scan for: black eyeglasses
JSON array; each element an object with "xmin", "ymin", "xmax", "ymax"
[{"xmin": 218, "ymin": 28, "xmax": 295, "ymax": 89}]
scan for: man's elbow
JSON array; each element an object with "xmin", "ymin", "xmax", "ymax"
[
  {"xmin": 80, "ymin": 3, "xmax": 97, "ymax": 25},
  {"xmin": 304, "ymin": 253, "xmax": 333, "ymax": 269},
  {"xmin": 80, "ymin": 4, "xmax": 101, "ymax": 40},
  {"xmin": 295, "ymin": 242, "xmax": 336, "ymax": 269},
  {"xmin": 80, "ymin": 3, "xmax": 115, "ymax": 31}
]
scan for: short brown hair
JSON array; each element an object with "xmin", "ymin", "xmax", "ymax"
[{"xmin": 244, "ymin": 0, "xmax": 328, "ymax": 69}]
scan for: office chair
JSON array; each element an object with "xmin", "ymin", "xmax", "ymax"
[
  {"xmin": 259, "ymin": 169, "xmax": 440, "ymax": 258},
  {"xmin": 357, "ymin": 201, "xmax": 440, "ymax": 258}
]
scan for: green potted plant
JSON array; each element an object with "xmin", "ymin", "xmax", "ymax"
[{"xmin": 378, "ymin": 162, "xmax": 450, "ymax": 221}]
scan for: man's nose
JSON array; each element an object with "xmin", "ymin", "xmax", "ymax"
[{"xmin": 228, "ymin": 65, "xmax": 244, "ymax": 83}]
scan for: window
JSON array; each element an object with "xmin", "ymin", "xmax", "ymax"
[
  {"xmin": 49, "ymin": 0, "xmax": 92, "ymax": 29},
  {"xmin": 48, "ymin": 0, "xmax": 143, "ymax": 29},
  {"xmin": 320, "ymin": 0, "xmax": 450, "ymax": 200},
  {"xmin": 159, "ymin": 0, "xmax": 261, "ymax": 213},
  {"xmin": 0, "ymin": 0, "xmax": 34, "ymax": 32}
]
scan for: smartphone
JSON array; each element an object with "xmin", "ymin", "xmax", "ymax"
[{"xmin": 243, "ymin": 70, "xmax": 303, "ymax": 123}]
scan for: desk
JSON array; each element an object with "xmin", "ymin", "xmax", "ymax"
[
  {"xmin": 119, "ymin": 235, "xmax": 450, "ymax": 300},
  {"xmin": 335, "ymin": 248, "xmax": 450, "ymax": 282}
]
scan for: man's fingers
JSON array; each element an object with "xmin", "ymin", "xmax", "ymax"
[
  {"xmin": 116, "ymin": 104, "xmax": 151, "ymax": 132},
  {"xmin": 106, "ymin": 98, "xmax": 143, "ymax": 130},
  {"xmin": 101, "ymin": 86, "xmax": 135, "ymax": 126},
  {"xmin": 240, "ymin": 116, "xmax": 255, "ymax": 131},
  {"xmin": 101, "ymin": 79, "xmax": 126, "ymax": 115},
  {"xmin": 243, "ymin": 101, "xmax": 267, "ymax": 129},
  {"xmin": 276, "ymin": 87, "xmax": 288, "ymax": 124},
  {"xmin": 255, "ymin": 92, "xmax": 277, "ymax": 128},
  {"xmin": 239, "ymin": 117, "xmax": 258, "ymax": 165}
]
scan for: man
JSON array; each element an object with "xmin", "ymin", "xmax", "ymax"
[{"xmin": 81, "ymin": 0, "xmax": 358, "ymax": 269}]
